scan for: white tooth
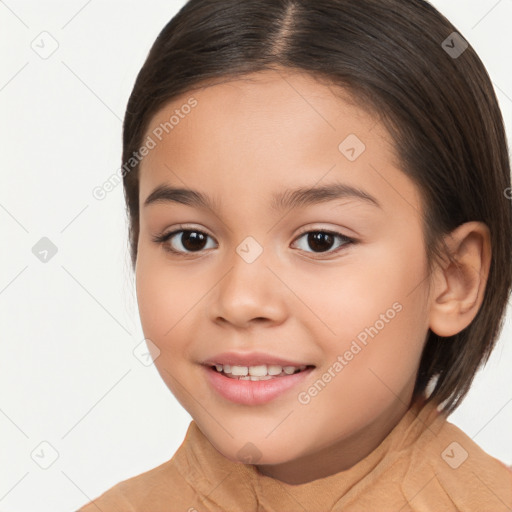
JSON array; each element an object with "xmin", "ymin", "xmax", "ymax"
[
  {"xmin": 267, "ymin": 365, "xmax": 283, "ymax": 375},
  {"xmin": 239, "ymin": 376, "xmax": 251, "ymax": 380},
  {"xmin": 219, "ymin": 363, "xmax": 306, "ymax": 377},
  {"xmin": 231, "ymin": 365, "xmax": 249, "ymax": 376},
  {"xmin": 248, "ymin": 365, "xmax": 267, "ymax": 376}
]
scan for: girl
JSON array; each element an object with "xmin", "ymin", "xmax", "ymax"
[{"xmin": 79, "ymin": 0, "xmax": 512, "ymax": 510}]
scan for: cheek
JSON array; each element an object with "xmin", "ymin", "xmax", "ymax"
[
  {"xmin": 135, "ymin": 253, "xmax": 198, "ymax": 356},
  {"xmin": 295, "ymin": 237, "xmax": 429, "ymax": 393},
  {"xmin": 135, "ymin": 255, "xmax": 203, "ymax": 405},
  {"xmin": 135, "ymin": 262, "xmax": 172, "ymax": 338},
  {"xmin": 290, "ymin": 236, "xmax": 428, "ymax": 334},
  {"xmin": 297, "ymin": 295, "xmax": 428, "ymax": 437}
]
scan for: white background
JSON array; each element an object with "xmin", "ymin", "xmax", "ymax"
[{"xmin": 1, "ymin": 1, "xmax": 511, "ymax": 510}]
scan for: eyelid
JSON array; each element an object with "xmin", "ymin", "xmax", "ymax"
[
  {"xmin": 294, "ymin": 224, "xmax": 352, "ymax": 238},
  {"xmin": 293, "ymin": 223, "xmax": 356, "ymax": 242},
  {"xmin": 153, "ymin": 223, "xmax": 213, "ymax": 238}
]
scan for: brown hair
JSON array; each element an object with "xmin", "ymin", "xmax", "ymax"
[{"xmin": 121, "ymin": 0, "xmax": 512, "ymax": 414}]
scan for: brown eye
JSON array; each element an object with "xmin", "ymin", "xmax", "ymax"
[
  {"xmin": 307, "ymin": 232, "xmax": 336, "ymax": 252},
  {"xmin": 293, "ymin": 230, "xmax": 353, "ymax": 255},
  {"xmin": 178, "ymin": 231, "xmax": 208, "ymax": 252},
  {"xmin": 154, "ymin": 229, "xmax": 216, "ymax": 255}
]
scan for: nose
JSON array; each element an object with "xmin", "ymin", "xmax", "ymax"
[{"xmin": 207, "ymin": 251, "xmax": 288, "ymax": 329}]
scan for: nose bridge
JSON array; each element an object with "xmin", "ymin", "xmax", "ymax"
[{"xmin": 208, "ymin": 236, "xmax": 287, "ymax": 327}]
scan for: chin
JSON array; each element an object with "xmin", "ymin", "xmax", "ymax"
[{"xmin": 212, "ymin": 437, "xmax": 295, "ymax": 466}]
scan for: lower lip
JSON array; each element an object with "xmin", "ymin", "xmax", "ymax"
[{"xmin": 202, "ymin": 365, "xmax": 315, "ymax": 405}]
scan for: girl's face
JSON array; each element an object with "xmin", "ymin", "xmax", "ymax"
[{"xmin": 136, "ymin": 69, "xmax": 432, "ymax": 484}]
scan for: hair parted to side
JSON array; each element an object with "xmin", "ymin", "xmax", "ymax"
[{"xmin": 121, "ymin": 0, "xmax": 512, "ymax": 414}]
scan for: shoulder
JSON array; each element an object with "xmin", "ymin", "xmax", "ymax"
[
  {"xmin": 75, "ymin": 419, "xmax": 245, "ymax": 512},
  {"xmin": 76, "ymin": 454, "xmax": 199, "ymax": 511},
  {"xmin": 401, "ymin": 411, "xmax": 512, "ymax": 511}
]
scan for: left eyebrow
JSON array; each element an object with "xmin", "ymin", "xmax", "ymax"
[
  {"xmin": 270, "ymin": 182, "xmax": 381, "ymax": 212},
  {"xmin": 143, "ymin": 182, "xmax": 381, "ymax": 212}
]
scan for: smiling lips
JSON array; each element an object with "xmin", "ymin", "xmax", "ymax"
[{"xmin": 201, "ymin": 352, "xmax": 315, "ymax": 405}]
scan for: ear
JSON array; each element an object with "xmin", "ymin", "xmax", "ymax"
[{"xmin": 429, "ymin": 221, "xmax": 491, "ymax": 337}]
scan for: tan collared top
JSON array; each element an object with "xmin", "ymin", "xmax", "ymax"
[{"xmin": 78, "ymin": 398, "xmax": 512, "ymax": 511}]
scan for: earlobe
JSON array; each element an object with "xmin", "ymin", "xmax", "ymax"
[{"xmin": 428, "ymin": 222, "xmax": 491, "ymax": 337}]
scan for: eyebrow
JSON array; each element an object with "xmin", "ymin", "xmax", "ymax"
[{"xmin": 143, "ymin": 182, "xmax": 381, "ymax": 212}]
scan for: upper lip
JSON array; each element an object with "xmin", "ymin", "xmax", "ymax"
[{"xmin": 202, "ymin": 351, "xmax": 314, "ymax": 367}]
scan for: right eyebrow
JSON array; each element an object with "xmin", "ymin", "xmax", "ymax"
[
  {"xmin": 143, "ymin": 184, "xmax": 219, "ymax": 211},
  {"xmin": 269, "ymin": 182, "xmax": 381, "ymax": 212}
]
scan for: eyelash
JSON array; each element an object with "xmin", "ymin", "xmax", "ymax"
[{"xmin": 152, "ymin": 224, "xmax": 355, "ymax": 259}]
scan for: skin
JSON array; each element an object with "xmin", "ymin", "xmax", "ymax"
[{"xmin": 135, "ymin": 68, "xmax": 491, "ymax": 485}]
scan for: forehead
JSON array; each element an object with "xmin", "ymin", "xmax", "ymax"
[
  {"xmin": 139, "ymin": 69, "xmax": 421, "ymax": 217},
  {"xmin": 144, "ymin": 68, "xmax": 386, "ymax": 151}
]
